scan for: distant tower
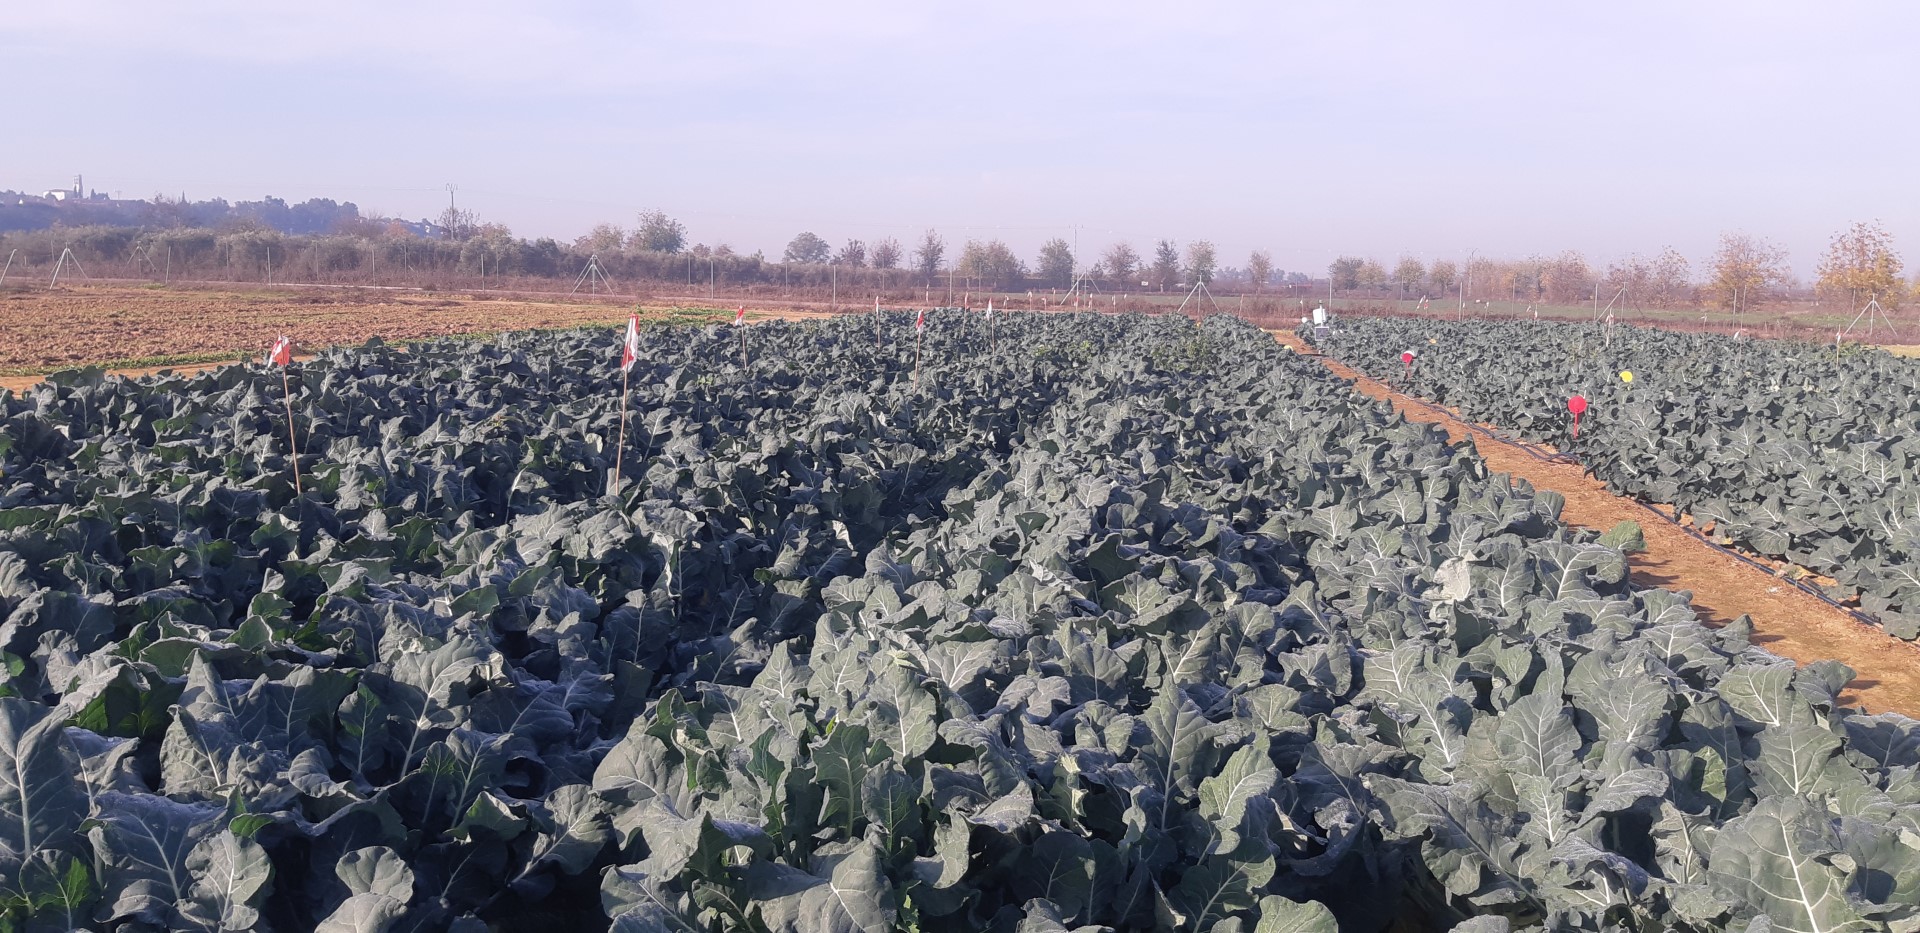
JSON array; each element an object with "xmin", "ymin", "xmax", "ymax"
[{"xmin": 74, "ymin": 174, "xmax": 83, "ymax": 197}]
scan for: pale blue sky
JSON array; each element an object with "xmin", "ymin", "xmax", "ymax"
[{"xmin": 4, "ymin": 2, "xmax": 1915, "ymax": 276}]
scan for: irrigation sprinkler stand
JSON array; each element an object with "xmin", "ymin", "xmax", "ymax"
[
  {"xmin": 570, "ymin": 255, "xmax": 617, "ymax": 298},
  {"xmin": 1838, "ymin": 297, "xmax": 1899, "ymax": 345},
  {"xmin": 48, "ymin": 248, "xmax": 90, "ymax": 287},
  {"xmin": 1174, "ymin": 278, "xmax": 1221, "ymax": 316},
  {"xmin": 1596, "ymin": 286, "xmax": 1625, "ymax": 323}
]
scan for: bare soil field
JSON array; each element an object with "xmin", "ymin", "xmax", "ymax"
[{"xmin": 0, "ymin": 284, "xmax": 748, "ymax": 377}]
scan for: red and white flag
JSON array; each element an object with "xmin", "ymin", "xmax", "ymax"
[
  {"xmin": 733, "ymin": 306, "xmax": 746, "ymax": 327},
  {"xmin": 268, "ymin": 336, "xmax": 292, "ymax": 367},
  {"xmin": 620, "ymin": 314, "xmax": 640, "ymax": 369},
  {"xmin": 915, "ymin": 309, "xmax": 927, "ymax": 332}
]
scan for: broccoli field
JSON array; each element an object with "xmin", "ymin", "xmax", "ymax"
[
  {"xmin": 3, "ymin": 311, "xmax": 1919, "ymax": 932},
  {"xmin": 1307, "ymin": 316, "xmax": 1920, "ymax": 640}
]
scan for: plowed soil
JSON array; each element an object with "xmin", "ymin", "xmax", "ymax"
[
  {"xmin": 1274, "ymin": 331, "xmax": 1920, "ymax": 717},
  {"xmin": 0, "ymin": 285, "xmax": 723, "ymax": 375}
]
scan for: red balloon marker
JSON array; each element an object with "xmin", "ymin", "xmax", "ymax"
[
  {"xmin": 1401, "ymin": 350, "xmax": 1415, "ymax": 379},
  {"xmin": 1567, "ymin": 394, "xmax": 1589, "ymax": 438}
]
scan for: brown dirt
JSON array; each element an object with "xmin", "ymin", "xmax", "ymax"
[
  {"xmin": 0, "ymin": 285, "xmax": 850, "ymax": 392},
  {"xmin": 0, "ymin": 285, "xmax": 751, "ymax": 374},
  {"xmin": 1273, "ymin": 332, "xmax": 1920, "ymax": 717}
]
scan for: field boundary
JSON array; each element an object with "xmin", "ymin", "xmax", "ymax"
[{"xmin": 1273, "ymin": 330, "xmax": 1920, "ymax": 717}]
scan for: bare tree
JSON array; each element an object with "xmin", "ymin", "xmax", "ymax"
[
  {"xmin": 913, "ymin": 229, "xmax": 945, "ymax": 284},
  {"xmin": 1539, "ymin": 251, "xmax": 1595, "ymax": 305},
  {"xmin": 1602, "ymin": 255, "xmax": 1652, "ymax": 307},
  {"xmin": 436, "ymin": 206, "xmax": 477, "ymax": 242},
  {"xmin": 1102, "ymin": 243, "xmax": 1141, "ymax": 285},
  {"xmin": 1356, "ymin": 259, "xmax": 1389, "ymax": 292},
  {"xmin": 870, "ymin": 236, "xmax": 902, "ymax": 270},
  {"xmin": 1247, "ymin": 250, "xmax": 1273, "ymax": 292},
  {"xmin": 834, "ymin": 239, "xmax": 868, "ymax": 267},
  {"xmin": 1649, "ymin": 248, "xmax": 1693, "ymax": 307},
  {"xmin": 1185, "ymin": 240, "xmax": 1217, "ymax": 285},
  {"xmin": 1392, "ymin": 256, "xmax": 1425, "ymax": 297},
  {"xmin": 1328, "ymin": 257, "xmax": 1363, "ymax": 293}
]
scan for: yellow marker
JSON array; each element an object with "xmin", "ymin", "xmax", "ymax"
[
  {"xmin": 1619, "ymin": 370, "xmax": 1634, "ymax": 383},
  {"xmin": 1428, "ymin": 338, "xmax": 1437, "ymax": 345}
]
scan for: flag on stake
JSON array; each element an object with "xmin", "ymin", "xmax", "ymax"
[
  {"xmin": 985, "ymin": 300, "xmax": 994, "ymax": 318},
  {"xmin": 733, "ymin": 306, "xmax": 746, "ymax": 327},
  {"xmin": 267, "ymin": 336, "xmax": 302, "ymax": 496},
  {"xmin": 620, "ymin": 314, "xmax": 640, "ymax": 369},
  {"xmin": 1401, "ymin": 350, "xmax": 1415, "ymax": 379},
  {"xmin": 1567, "ymin": 394, "xmax": 1589, "ymax": 439},
  {"xmin": 916, "ymin": 309, "xmax": 927, "ymax": 332}
]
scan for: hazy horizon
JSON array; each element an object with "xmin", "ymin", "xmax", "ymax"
[{"xmin": 5, "ymin": 2, "xmax": 1916, "ymax": 277}]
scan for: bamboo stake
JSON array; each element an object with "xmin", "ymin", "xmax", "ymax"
[
  {"xmin": 612, "ymin": 365, "xmax": 631, "ymax": 497},
  {"xmin": 281, "ymin": 367, "xmax": 303, "ymax": 496}
]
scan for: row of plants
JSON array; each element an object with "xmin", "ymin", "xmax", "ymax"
[
  {"xmin": 0, "ymin": 312, "xmax": 1914, "ymax": 930},
  {"xmin": 1306, "ymin": 316, "xmax": 1920, "ymax": 639}
]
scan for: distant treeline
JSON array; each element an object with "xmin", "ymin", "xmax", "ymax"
[
  {"xmin": 0, "ymin": 193, "xmax": 410, "ymax": 237},
  {"xmin": 2, "ymin": 192, "xmax": 1909, "ymax": 314}
]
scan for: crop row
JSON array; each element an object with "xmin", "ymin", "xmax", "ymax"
[
  {"xmin": 1307, "ymin": 316, "xmax": 1920, "ymax": 639},
  {"xmin": 0, "ymin": 312, "xmax": 1916, "ymax": 931}
]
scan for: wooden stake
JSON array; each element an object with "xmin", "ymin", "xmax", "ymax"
[
  {"xmin": 612, "ymin": 365, "xmax": 631, "ymax": 497},
  {"xmin": 281, "ymin": 368, "xmax": 303, "ymax": 496}
]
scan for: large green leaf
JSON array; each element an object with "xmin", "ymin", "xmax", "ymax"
[
  {"xmin": 0, "ymin": 698, "xmax": 84, "ymax": 864},
  {"xmin": 1708, "ymin": 796, "xmax": 1875, "ymax": 933}
]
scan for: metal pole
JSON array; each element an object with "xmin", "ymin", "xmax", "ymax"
[{"xmin": 0, "ymin": 249, "xmax": 14, "ymax": 286}]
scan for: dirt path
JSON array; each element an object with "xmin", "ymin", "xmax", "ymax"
[{"xmin": 1273, "ymin": 331, "xmax": 1920, "ymax": 717}]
